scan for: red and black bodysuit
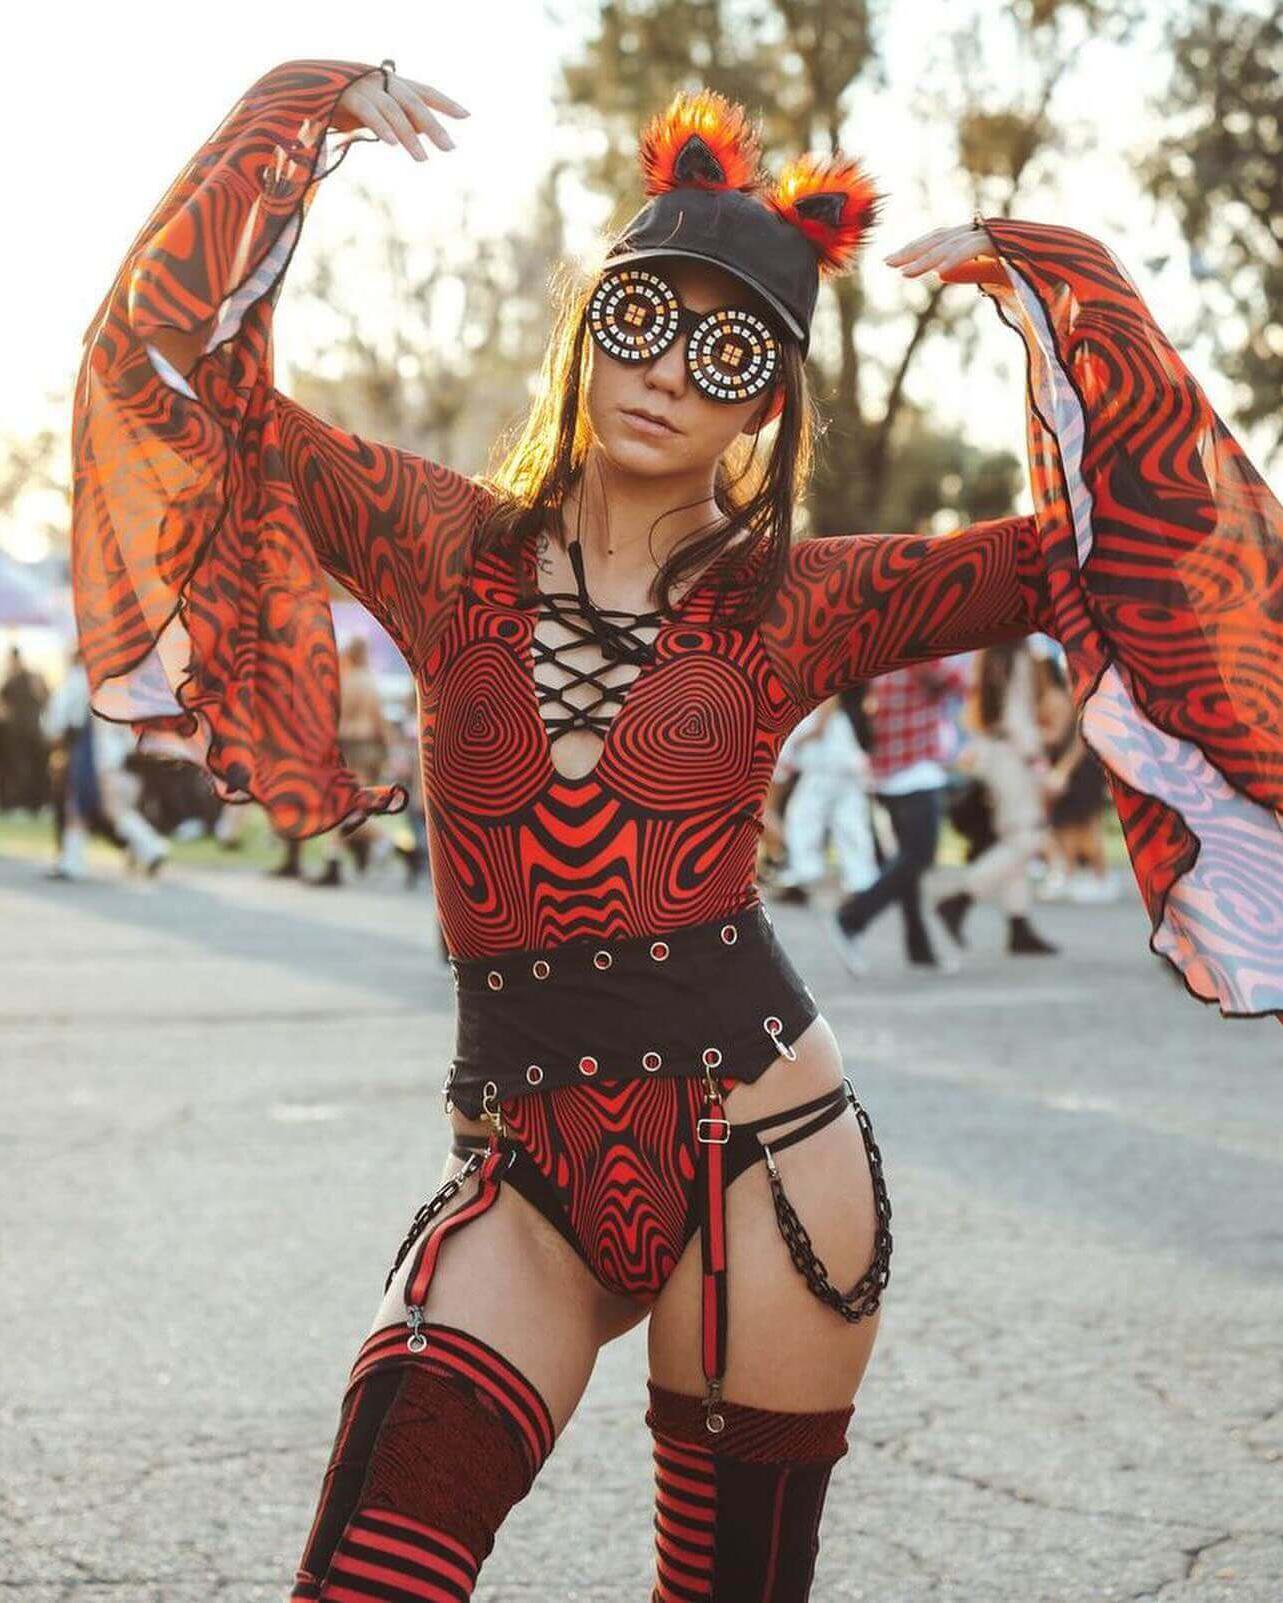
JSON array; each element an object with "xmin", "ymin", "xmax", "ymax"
[{"xmin": 72, "ymin": 57, "xmax": 1283, "ymax": 1603}]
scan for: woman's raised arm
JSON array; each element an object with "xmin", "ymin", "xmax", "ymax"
[
  {"xmin": 779, "ymin": 216, "xmax": 1283, "ymax": 1020},
  {"xmin": 760, "ymin": 514, "xmax": 1050, "ymax": 708},
  {"xmin": 72, "ymin": 59, "xmax": 477, "ymax": 839}
]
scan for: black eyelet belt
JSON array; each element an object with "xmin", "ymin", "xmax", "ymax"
[
  {"xmin": 445, "ymin": 901, "xmax": 819, "ymax": 1120},
  {"xmin": 451, "ymin": 903, "xmax": 768, "ymax": 991}
]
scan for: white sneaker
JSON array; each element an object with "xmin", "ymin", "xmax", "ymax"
[
  {"xmin": 825, "ymin": 913, "xmax": 870, "ymax": 978},
  {"xmin": 49, "ymin": 825, "xmax": 90, "ymax": 880},
  {"xmin": 1068, "ymin": 869, "xmax": 1120, "ymax": 904}
]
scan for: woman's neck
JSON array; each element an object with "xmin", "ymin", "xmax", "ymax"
[{"xmin": 561, "ymin": 449, "xmax": 720, "ymax": 572}]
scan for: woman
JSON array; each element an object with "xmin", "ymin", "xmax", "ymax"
[
  {"xmin": 71, "ymin": 57, "xmax": 1283, "ymax": 1599},
  {"xmin": 935, "ymin": 640, "xmax": 1060, "ymax": 956},
  {"xmin": 1034, "ymin": 651, "xmax": 1118, "ymax": 904}
]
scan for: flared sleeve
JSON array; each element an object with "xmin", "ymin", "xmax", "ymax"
[
  {"xmin": 975, "ymin": 218, "xmax": 1283, "ymax": 1021},
  {"xmin": 71, "ymin": 59, "xmax": 484, "ymax": 839}
]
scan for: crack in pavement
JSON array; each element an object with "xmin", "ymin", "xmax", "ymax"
[
  {"xmin": 1128, "ymin": 1531, "xmax": 1235, "ymax": 1599},
  {"xmin": 866, "ymin": 1439, "xmax": 1270, "ymax": 1542}
]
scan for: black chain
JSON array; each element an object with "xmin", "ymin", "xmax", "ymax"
[
  {"xmin": 383, "ymin": 1152, "xmax": 482, "ymax": 1293},
  {"xmin": 765, "ymin": 1091, "xmax": 894, "ymax": 1323}
]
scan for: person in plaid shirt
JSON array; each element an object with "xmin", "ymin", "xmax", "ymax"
[{"xmin": 830, "ymin": 659, "xmax": 970, "ymax": 973}]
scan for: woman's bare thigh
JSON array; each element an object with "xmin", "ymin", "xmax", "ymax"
[
  {"xmin": 369, "ymin": 1116, "xmax": 646, "ymax": 1432},
  {"xmin": 648, "ymin": 1022, "xmax": 886, "ymax": 1412}
]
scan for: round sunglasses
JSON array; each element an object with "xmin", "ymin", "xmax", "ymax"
[{"xmin": 586, "ymin": 266, "xmax": 782, "ymax": 405}]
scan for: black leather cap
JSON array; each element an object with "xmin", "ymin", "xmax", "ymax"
[{"xmin": 606, "ymin": 186, "xmax": 820, "ymax": 358}]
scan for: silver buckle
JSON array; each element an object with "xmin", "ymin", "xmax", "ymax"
[{"xmin": 697, "ymin": 1115, "xmax": 731, "ymax": 1145}]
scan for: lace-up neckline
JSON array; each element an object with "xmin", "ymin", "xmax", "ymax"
[
  {"xmin": 531, "ymin": 537, "xmax": 666, "ymax": 746},
  {"xmin": 521, "ymin": 530, "xmax": 731, "ymax": 782}
]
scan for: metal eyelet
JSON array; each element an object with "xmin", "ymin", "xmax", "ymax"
[
  {"xmin": 763, "ymin": 1016, "xmax": 798, "ymax": 1062},
  {"xmin": 593, "ymin": 950, "xmax": 613, "ymax": 970},
  {"xmin": 702, "ymin": 1046, "xmax": 722, "ymax": 1069},
  {"xmin": 532, "ymin": 959, "xmax": 550, "ymax": 980},
  {"xmin": 720, "ymin": 924, "xmax": 738, "ymax": 945},
  {"xmin": 642, "ymin": 1050, "xmax": 662, "ymax": 1073},
  {"xmin": 486, "ymin": 970, "xmax": 504, "ymax": 991},
  {"xmin": 526, "ymin": 1064, "xmax": 544, "ymax": 1086},
  {"xmin": 649, "ymin": 941, "xmax": 670, "ymax": 962},
  {"xmin": 578, "ymin": 1055, "xmax": 599, "ymax": 1077}
]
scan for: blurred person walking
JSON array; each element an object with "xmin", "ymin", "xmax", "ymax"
[
  {"xmin": 1034, "ymin": 652, "xmax": 1118, "ymax": 904},
  {"xmin": 830, "ymin": 658, "xmax": 969, "ymax": 974},
  {"xmin": 40, "ymin": 652, "xmax": 168, "ymax": 879},
  {"xmin": 1, "ymin": 644, "xmax": 50, "ymax": 813},
  {"xmin": 936, "ymin": 642, "xmax": 1059, "ymax": 955},
  {"xmin": 770, "ymin": 695, "xmax": 876, "ymax": 907},
  {"xmin": 69, "ymin": 56, "xmax": 1283, "ymax": 1601},
  {"xmin": 312, "ymin": 636, "xmax": 395, "ymax": 887}
]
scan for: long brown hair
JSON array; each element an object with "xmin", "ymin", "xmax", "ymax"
[
  {"xmin": 473, "ymin": 257, "xmax": 817, "ymax": 625},
  {"xmin": 972, "ymin": 642, "xmax": 1021, "ymax": 733}
]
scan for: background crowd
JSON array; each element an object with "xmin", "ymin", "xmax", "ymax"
[{"xmin": 763, "ymin": 631, "xmax": 1116, "ymax": 975}]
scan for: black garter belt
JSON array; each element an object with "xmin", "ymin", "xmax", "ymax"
[
  {"xmin": 389, "ymin": 1075, "xmax": 894, "ymax": 1436},
  {"xmin": 444, "ymin": 901, "xmax": 819, "ymax": 1121}
]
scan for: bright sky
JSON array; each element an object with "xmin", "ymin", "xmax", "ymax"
[{"xmin": 3, "ymin": 0, "xmax": 1278, "ymax": 563}]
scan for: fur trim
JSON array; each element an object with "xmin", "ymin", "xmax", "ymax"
[
  {"xmin": 767, "ymin": 153, "xmax": 884, "ymax": 275},
  {"xmin": 639, "ymin": 88, "xmax": 765, "ymax": 195}
]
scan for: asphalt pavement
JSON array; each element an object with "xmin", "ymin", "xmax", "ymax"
[{"xmin": 1, "ymin": 848, "xmax": 1279, "ymax": 1601}]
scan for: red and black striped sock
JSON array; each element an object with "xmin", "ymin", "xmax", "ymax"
[
  {"xmin": 646, "ymin": 1380, "xmax": 853, "ymax": 1602},
  {"xmin": 291, "ymin": 1322, "xmax": 555, "ymax": 1601}
]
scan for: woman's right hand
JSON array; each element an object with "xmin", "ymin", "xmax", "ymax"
[{"xmin": 331, "ymin": 67, "xmax": 470, "ymax": 162}]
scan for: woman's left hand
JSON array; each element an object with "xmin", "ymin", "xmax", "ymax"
[{"xmin": 883, "ymin": 224, "xmax": 1008, "ymax": 287}]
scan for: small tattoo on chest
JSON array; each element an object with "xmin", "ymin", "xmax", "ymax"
[{"xmin": 535, "ymin": 530, "xmax": 553, "ymax": 576}]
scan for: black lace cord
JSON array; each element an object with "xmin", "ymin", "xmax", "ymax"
[
  {"xmin": 763, "ymin": 1085, "xmax": 894, "ymax": 1323},
  {"xmin": 530, "ymin": 537, "xmax": 665, "ymax": 744}
]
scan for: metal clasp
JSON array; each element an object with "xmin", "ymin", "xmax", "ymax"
[
  {"xmin": 481, "ymin": 1079, "xmax": 507, "ymax": 1139},
  {"xmin": 697, "ymin": 1115, "xmax": 731, "ymax": 1145},
  {"xmin": 703, "ymin": 1376, "xmax": 726, "ymax": 1434},
  {"xmin": 763, "ymin": 1015, "xmax": 797, "ymax": 1062},
  {"xmin": 405, "ymin": 1304, "xmax": 428, "ymax": 1354}
]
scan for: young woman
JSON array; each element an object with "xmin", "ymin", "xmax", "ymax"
[
  {"xmin": 1034, "ymin": 651, "xmax": 1118, "ymax": 903},
  {"xmin": 72, "ymin": 56, "xmax": 1283, "ymax": 1601},
  {"xmin": 935, "ymin": 640, "xmax": 1060, "ymax": 956}
]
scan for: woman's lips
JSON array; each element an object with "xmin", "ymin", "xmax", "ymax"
[{"xmin": 621, "ymin": 408, "xmax": 678, "ymax": 437}]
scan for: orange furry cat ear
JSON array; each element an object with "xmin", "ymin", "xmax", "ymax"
[
  {"xmin": 639, "ymin": 88, "xmax": 766, "ymax": 194},
  {"xmin": 767, "ymin": 153, "xmax": 884, "ymax": 276}
]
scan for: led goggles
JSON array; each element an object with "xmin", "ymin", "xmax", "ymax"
[{"xmin": 586, "ymin": 265, "xmax": 782, "ymax": 405}]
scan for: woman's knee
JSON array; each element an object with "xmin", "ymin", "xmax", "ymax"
[{"xmin": 294, "ymin": 1319, "xmax": 557, "ymax": 1599}]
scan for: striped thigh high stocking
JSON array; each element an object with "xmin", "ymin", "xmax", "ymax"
[
  {"xmin": 291, "ymin": 1322, "xmax": 555, "ymax": 1601},
  {"xmin": 647, "ymin": 1381, "xmax": 854, "ymax": 1602}
]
